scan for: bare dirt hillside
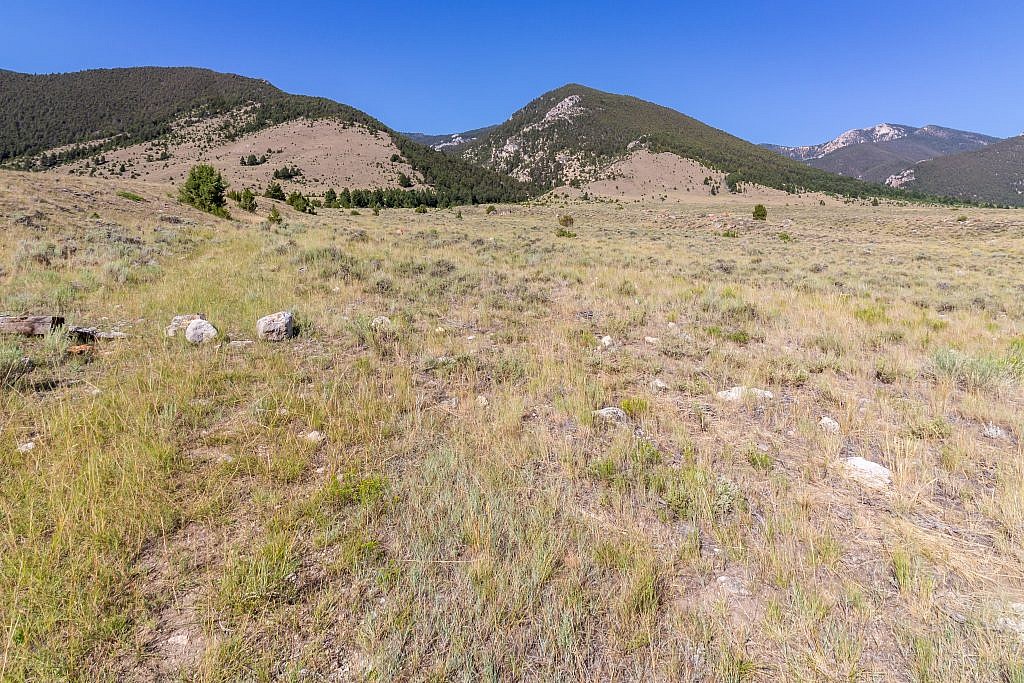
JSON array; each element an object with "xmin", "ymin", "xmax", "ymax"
[
  {"xmin": 553, "ymin": 150, "xmax": 842, "ymax": 205},
  {"xmin": 51, "ymin": 114, "xmax": 423, "ymax": 194}
]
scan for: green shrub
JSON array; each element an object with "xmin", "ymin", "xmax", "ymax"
[
  {"xmin": 555, "ymin": 227, "xmax": 577, "ymax": 238},
  {"xmin": 178, "ymin": 164, "xmax": 228, "ymax": 218},
  {"xmin": 558, "ymin": 214, "xmax": 575, "ymax": 228},
  {"xmin": 485, "ymin": 205, "xmax": 497, "ymax": 215},
  {"xmin": 414, "ymin": 205, "xmax": 428, "ymax": 214},
  {"xmin": 263, "ymin": 182, "xmax": 285, "ymax": 200},
  {"xmin": 238, "ymin": 188, "xmax": 257, "ymax": 213},
  {"xmin": 267, "ymin": 206, "xmax": 283, "ymax": 224},
  {"xmin": 620, "ymin": 397, "xmax": 650, "ymax": 418},
  {"xmin": 752, "ymin": 204, "xmax": 767, "ymax": 221},
  {"xmin": 116, "ymin": 190, "xmax": 144, "ymax": 202}
]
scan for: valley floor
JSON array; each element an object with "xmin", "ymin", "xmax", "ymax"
[{"xmin": 1, "ymin": 170, "xmax": 1023, "ymax": 681}]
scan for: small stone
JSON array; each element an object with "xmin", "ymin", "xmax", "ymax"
[
  {"xmin": 304, "ymin": 430, "xmax": 325, "ymax": 444},
  {"xmin": 165, "ymin": 313, "xmax": 204, "ymax": 337},
  {"xmin": 435, "ymin": 326, "xmax": 446, "ymax": 333},
  {"xmin": 17, "ymin": 441, "xmax": 35, "ymax": 453},
  {"xmin": 600, "ymin": 335, "xmax": 614, "ymax": 348},
  {"xmin": 996, "ymin": 603, "xmax": 1024, "ymax": 640},
  {"xmin": 983, "ymin": 423, "xmax": 1007, "ymax": 440},
  {"xmin": 716, "ymin": 386, "xmax": 773, "ymax": 402},
  {"xmin": 819, "ymin": 416, "xmax": 841, "ymax": 434},
  {"xmin": 650, "ymin": 378, "xmax": 670, "ymax": 392},
  {"xmin": 842, "ymin": 457, "xmax": 892, "ymax": 488},
  {"xmin": 184, "ymin": 319, "xmax": 218, "ymax": 344},
  {"xmin": 644, "ymin": 336, "xmax": 660, "ymax": 345},
  {"xmin": 370, "ymin": 316, "xmax": 391, "ymax": 330},
  {"xmin": 716, "ymin": 575, "xmax": 752, "ymax": 597},
  {"xmin": 476, "ymin": 395, "xmax": 489, "ymax": 407},
  {"xmin": 256, "ymin": 311, "xmax": 296, "ymax": 341},
  {"xmin": 592, "ymin": 407, "xmax": 629, "ymax": 424}
]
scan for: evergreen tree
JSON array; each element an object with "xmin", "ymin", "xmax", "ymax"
[{"xmin": 179, "ymin": 164, "xmax": 228, "ymax": 217}]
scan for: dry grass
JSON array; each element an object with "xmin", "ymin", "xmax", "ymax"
[{"xmin": 1, "ymin": 169, "xmax": 1023, "ymax": 681}]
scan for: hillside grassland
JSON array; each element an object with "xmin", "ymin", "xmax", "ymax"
[{"xmin": 1, "ymin": 170, "xmax": 1024, "ymax": 681}]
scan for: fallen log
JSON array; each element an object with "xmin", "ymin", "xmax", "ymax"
[{"xmin": 0, "ymin": 315, "xmax": 65, "ymax": 337}]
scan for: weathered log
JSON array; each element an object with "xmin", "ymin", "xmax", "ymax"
[{"xmin": 0, "ymin": 315, "xmax": 65, "ymax": 336}]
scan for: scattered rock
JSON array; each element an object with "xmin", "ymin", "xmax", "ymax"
[
  {"xmin": 996, "ymin": 603, "xmax": 1024, "ymax": 640},
  {"xmin": 165, "ymin": 314, "xmax": 205, "ymax": 337},
  {"xmin": 370, "ymin": 316, "xmax": 392, "ymax": 330},
  {"xmin": 716, "ymin": 386, "xmax": 773, "ymax": 402},
  {"xmin": 599, "ymin": 335, "xmax": 614, "ymax": 348},
  {"xmin": 644, "ymin": 336, "xmax": 660, "ymax": 345},
  {"xmin": 256, "ymin": 311, "xmax": 296, "ymax": 341},
  {"xmin": 476, "ymin": 395, "xmax": 489, "ymax": 408},
  {"xmin": 819, "ymin": 416, "xmax": 841, "ymax": 434},
  {"xmin": 304, "ymin": 430, "xmax": 326, "ymax": 444},
  {"xmin": 592, "ymin": 407, "xmax": 629, "ymax": 424},
  {"xmin": 184, "ymin": 319, "xmax": 218, "ymax": 345},
  {"xmin": 650, "ymin": 378, "xmax": 670, "ymax": 392},
  {"xmin": 983, "ymin": 423, "xmax": 1007, "ymax": 440},
  {"xmin": 842, "ymin": 457, "xmax": 892, "ymax": 488},
  {"xmin": 716, "ymin": 575, "xmax": 752, "ymax": 597},
  {"xmin": 17, "ymin": 441, "xmax": 35, "ymax": 453}
]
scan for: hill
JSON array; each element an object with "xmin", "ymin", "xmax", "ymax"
[
  {"xmin": 897, "ymin": 135, "xmax": 1024, "ymax": 206},
  {"xmin": 0, "ymin": 67, "xmax": 532, "ymax": 204},
  {"xmin": 457, "ymin": 84, "xmax": 921, "ymax": 199},
  {"xmin": 764, "ymin": 124, "xmax": 999, "ymax": 184}
]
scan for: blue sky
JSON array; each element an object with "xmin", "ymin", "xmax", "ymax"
[{"xmin": 3, "ymin": 1, "xmax": 1022, "ymax": 145}]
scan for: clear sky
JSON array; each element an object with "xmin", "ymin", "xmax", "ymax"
[{"xmin": 3, "ymin": 0, "xmax": 1022, "ymax": 145}]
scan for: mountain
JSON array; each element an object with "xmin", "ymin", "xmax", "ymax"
[
  {"xmin": 402, "ymin": 125, "xmax": 498, "ymax": 151},
  {"xmin": 894, "ymin": 135, "xmax": 1024, "ymax": 206},
  {"xmin": 456, "ymin": 84, "xmax": 914, "ymax": 198},
  {"xmin": 0, "ymin": 67, "xmax": 532, "ymax": 204},
  {"xmin": 764, "ymin": 124, "xmax": 999, "ymax": 183}
]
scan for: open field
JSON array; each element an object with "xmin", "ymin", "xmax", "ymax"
[{"xmin": 2, "ymin": 169, "xmax": 1024, "ymax": 681}]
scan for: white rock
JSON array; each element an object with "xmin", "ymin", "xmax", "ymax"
[
  {"xmin": 370, "ymin": 316, "xmax": 391, "ymax": 330},
  {"xmin": 17, "ymin": 441, "xmax": 35, "ymax": 453},
  {"xmin": 842, "ymin": 457, "xmax": 892, "ymax": 488},
  {"xmin": 592, "ymin": 407, "xmax": 629, "ymax": 424},
  {"xmin": 819, "ymin": 416, "xmax": 841, "ymax": 434},
  {"xmin": 256, "ymin": 311, "xmax": 295, "ymax": 341},
  {"xmin": 644, "ymin": 336, "xmax": 660, "ymax": 345},
  {"xmin": 600, "ymin": 335, "xmax": 614, "ymax": 348},
  {"xmin": 996, "ymin": 603, "xmax": 1024, "ymax": 640},
  {"xmin": 304, "ymin": 430, "xmax": 325, "ymax": 444},
  {"xmin": 184, "ymin": 319, "xmax": 218, "ymax": 344},
  {"xmin": 716, "ymin": 575, "xmax": 752, "ymax": 597},
  {"xmin": 476, "ymin": 395, "xmax": 489, "ymax": 407},
  {"xmin": 983, "ymin": 423, "xmax": 1007, "ymax": 440},
  {"xmin": 165, "ymin": 313, "xmax": 204, "ymax": 337},
  {"xmin": 716, "ymin": 386, "xmax": 774, "ymax": 402},
  {"xmin": 650, "ymin": 378, "xmax": 670, "ymax": 392}
]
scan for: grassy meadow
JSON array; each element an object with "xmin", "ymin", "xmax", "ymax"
[{"xmin": 1, "ymin": 171, "xmax": 1023, "ymax": 681}]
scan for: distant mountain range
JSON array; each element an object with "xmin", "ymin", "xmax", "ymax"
[
  {"xmin": 2, "ymin": 66, "xmax": 1021, "ymax": 206},
  {"xmin": 762, "ymin": 123, "xmax": 1021, "ymax": 204}
]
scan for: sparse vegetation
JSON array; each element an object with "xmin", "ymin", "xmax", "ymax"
[
  {"xmin": 1, "ymin": 163, "xmax": 1022, "ymax": 681},
  {"xmin": 752, "ymin": 204, "xmax": 767, "ymax": 220}
]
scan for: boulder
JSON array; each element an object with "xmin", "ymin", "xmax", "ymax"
[
  {"xmin": 592, "ymin": 406, "xmax": 629, "ymax": 424},
  {"xmin": 716, "ymin": 386, "xmax": 774, "ymax": 402},
  {"xmin": 184, "ymin": 319, "xmax": 218, "ymax": 345},
  {"xmin": 165, "ymin": 313, "xmax": 205, "ymax": 337},
  {"xmin": 650, "ymin": 378, "xmax": 670, "ymax": 392},
  {"xmin": 256, "ymin": 311, "xmax": 296, "ymax": 341},
  {"xmin": 819, "ymin": 416, "xmax": 841, "ymax": 434},
  {"xmin": 842, "ymin": 457, "xmax": 891, "ymax": 488}
]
